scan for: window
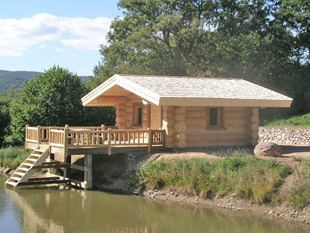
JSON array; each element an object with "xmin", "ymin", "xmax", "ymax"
[
  {"xmin": 206, "ymin": 107, "xmax": 224, "ymax": 129},
  {"xmin": 133, "ymin": 104, "xmax": 143, "ymax": 126}
]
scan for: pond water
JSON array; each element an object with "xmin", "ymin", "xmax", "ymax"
[{"xmin": 0, "ymin": 175, "xmax": 309, "ymax": 233}]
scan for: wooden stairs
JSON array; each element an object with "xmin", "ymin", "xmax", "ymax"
[{"xmin": 5, "ymin": 146, "xmax": 51, "ymax": 189}]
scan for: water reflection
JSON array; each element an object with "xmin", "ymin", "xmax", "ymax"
[{"xmin": 1, "ymin": 175, "xmax": 310, "ymax": 233}]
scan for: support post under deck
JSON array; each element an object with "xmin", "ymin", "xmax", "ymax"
[
  {"xmin": 64, "ymin": 155, "xmax": 71, "ymax": 178},
  {"xmin": 84, "ymin": 154, "xmax": 93, "ymax": 189}
]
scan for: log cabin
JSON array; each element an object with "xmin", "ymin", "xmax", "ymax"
[
  {"xmin": 82, "ymin": 74, "xmax": 292, "ymax": 148},
  {"xmin": 6, "ymin": 74, "xmax": 292, "ymax": 190}
]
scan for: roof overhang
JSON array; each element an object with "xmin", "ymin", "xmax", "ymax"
[
  {"xmin": 82, "ymin": 74, "xmax": 161, "ymax": 106},
  {"xmin": 82, "ymin": 74, "xmax": 293, "ymax": 108},
  {"xmin": 159, "ymin": 97, "xmax": 292, "ymax": 107}
]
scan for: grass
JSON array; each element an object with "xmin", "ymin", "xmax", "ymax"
[
  {"xmin": 262, "ymin": 113, "xmax": 310, "ymax": 126},
  {"xmin": 0, "ymin": 147, "xmax": 30, "ymax": 169},
  {"xmin": 137, "ymin": 154, "xmax": 291, "ymax": 204},
  {"xmin": 287, "ymin": 163, "xmax": 310, "ymax": 209}
]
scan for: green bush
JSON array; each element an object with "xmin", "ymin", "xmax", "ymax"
[
  {"xmin": 287, "ymin": 163, "xmax": 310, "ymax": 209},
  {"xmin": 137, "ymin": 155, "xmax": 291, "ymax": 204},
  {"xmin": 0, "ymin": 147, "xmax": 29, "ymax": 169}
]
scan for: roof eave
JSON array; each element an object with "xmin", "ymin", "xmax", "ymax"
[
  {"xmin": 159, "ymin": 97, "xmax": 293, "ymax": 108},
  {"xmin": 81, "ymin": 74, "xmax": 161, "ymax": 106},
  {"xmin": 81, "ymin": 74, "xmax": 118, "ymax": 106}
]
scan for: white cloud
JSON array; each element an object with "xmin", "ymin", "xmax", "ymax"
[
  {"xmin": 56, "ymin": 47, "xmax": 64, "ymax": 53},
  {"xmin": 0, "ymin": 13, "xmax": 113, "ymax": 56}
]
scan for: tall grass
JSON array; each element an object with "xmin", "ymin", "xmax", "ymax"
[
  {"xmin": 0, "ymin": 147, "xmax": 30, "ymax": 169},
  {"xmin": 137, "ymin": 155, "xmax": 291, "ymax": 204},
  {"xmin": 287, "ymin": 163, "xmax": 310, "ymax": 209}
]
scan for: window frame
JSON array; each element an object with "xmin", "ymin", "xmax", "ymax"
[
  {"xmin": 132, "ymin": 103, "xmax": 143, "ymax": 126},
  {"xmin": 206, "ymin": 107, "xmax": 225, "ymax": 130}
]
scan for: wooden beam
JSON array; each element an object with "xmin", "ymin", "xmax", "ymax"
[
  {"xmin": 84, "ymin": 154, "xmax": 92, "ymax": 189},
  {"xmin": 108, "ymin": 128, "xmax": 112, "ymax": 155},
  {"xmin": 71, "ymin": 164, "xmax": 86, "ymax": 171},
  {"xmin": 64, "ymin": 155, "xmax": 71, "ymax": 178},
  {"xmin": 148, "ymin": 128, "xmax": 152, "ymax": 154},
  {"xmin": 32, "ymin": 163, "xmax": 70, "ymax": 169},
  {"xmin": 28, "ymin": 177, "xmax": 60, "ymax": 181},
  {"xmin": 18, "ymin": 180, "xmax": 68, "ymax": 186}
]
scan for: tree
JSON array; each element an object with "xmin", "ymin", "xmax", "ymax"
[
  {"xmin": 6, "ymin": 66, "xmax": 115, "ymax": 145},
  {"xmin": 91, "ymin": 0, "xmax": 308, "ymax": 115},
  {"xmin": 0, "ymin": 87, "xmax": 20, "ymax": 147},
  {"xmin": 0, "ymin": 101, "xmax": 10, "ymax": 147}
]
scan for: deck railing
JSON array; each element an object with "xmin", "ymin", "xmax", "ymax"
[{"xmin": 25, "ymin": 125, "xmax": 165, "ymax": 154}]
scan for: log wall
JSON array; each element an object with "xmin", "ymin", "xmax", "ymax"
[
  {"xmin": 121, "ymin": 93, "xmax": 149, "ymax": 129},
  {"xmin": 182, "ymin": 107, "xmax": 254, "ymax": 147},
  {"xmin": 162, "ymin": 106, "xmax": 175, "ymax": 148},
  {"xmin": 93, "ymin": 94, "xmax": 260, "ymax": 148}
]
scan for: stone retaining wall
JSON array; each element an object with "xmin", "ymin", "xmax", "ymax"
[{"xmin": 259, "ymin": 127, "xmax": 310, "ymax": 145}]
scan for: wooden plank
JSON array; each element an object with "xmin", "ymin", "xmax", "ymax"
[
  {"xmin": 25, "ymin": 139, "xmax": 38, "ymax": 143},
  {"xmin": 18, "ymin": 180, "xmax": 68, "ymax": 186},
  {"xmin": 28, "ymin": 177, "xmax": 60, "ymax": 181},
  {"xmin": 71, "ymin": 164, "xmax": 86, "ymax": 171},
  {"xmin": 32, "ymin": 163, "xmax": 70, "ymax": 169},
  {"xmin": 49, "ymin": 143, "xmax": 64, "ymax": 148}
]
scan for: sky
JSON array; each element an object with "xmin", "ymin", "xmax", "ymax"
[{"xmin": 0, "ymin": 0, "xmax": 122, "ymax": 75}]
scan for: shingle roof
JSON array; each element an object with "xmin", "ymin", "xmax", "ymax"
[{"xmin": 82, "ymin": 74, "xmax": 293, "ymax": 108}]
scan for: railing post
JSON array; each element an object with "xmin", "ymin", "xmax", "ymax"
[
  {"xmin": 25, "ymin": 124, "xmax": 29, "ymax": 139},
  {"xmin": 162, "ymin": 129, "xmax": 166, "ymax": 148},
  {"xmin": 101, "ymin": 124, "xmax": 105, "ymax": 130},
  {"xmin": 148, "ymin": 128, "xmax": 152, "ymax": 154},
  {"xmin": 48, "ymin": 127, "xmax": 51, "ymax": 144},
  {"xmin": 64, "ymin": 125, "xmax": 70, "ymax": 178},
  {"xmin": 37, "ymin": 125, "xmax": 41, "ymax": 145},
  {"xmin": 108, "ymin": 128, "xmax": 112, "ymax": 156},
  {"xmin": 25, "ymin": 124, "xmax": 29, "ymax": 149}
]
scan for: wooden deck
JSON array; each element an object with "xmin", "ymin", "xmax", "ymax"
[
  {"xmin": 6, "ymin": 125, "xmax": 165, "ymax": 190},
  {"xmin": 25, "ymin": 125, "xmax": 165, "ymax": 155}
]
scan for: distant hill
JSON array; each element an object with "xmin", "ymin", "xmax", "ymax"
[{"xmin": 0, "ymin": 70, "xmax": 89, "ymax": 91}]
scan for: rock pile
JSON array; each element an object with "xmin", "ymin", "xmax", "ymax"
[{"xmin": 259, "ymin": 127, "xmax": 310, "ymax": 145}]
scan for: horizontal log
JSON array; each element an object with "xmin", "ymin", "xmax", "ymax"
[
  {"xmin": 162, "ymin": 106, "xmax": 175, "ymax": 111},
  {"xmin": 186, "ymin": 111, "xmax": 206, "ymax": 118},
  {"xmin": 186, "ymin": 120, "xmax": 206, "ymax": 127},
  {"xmin": 187, "ymin": 140, "xmax": 250, "ymax": 147},
  {"xmin": 185, "ymin": 106, "xmax": 203, "ymax": 111},
  {"xmin": 186, "ymin": 127, "xmax": 248, "ymax": 135},
  {"xmin": 127, "ymin": 94, "xmax": 143, "ymax": 100},
  {"xmin": 187, "ymin": 134, "xmax": 249, "ymax": 143},
  {"xmin": 223, "ymin": 119, "xmax": 249, "ymax": 127},
  {"xmin": 223, "ymin": 112, "xmax": 251, "ymax": 119}
]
